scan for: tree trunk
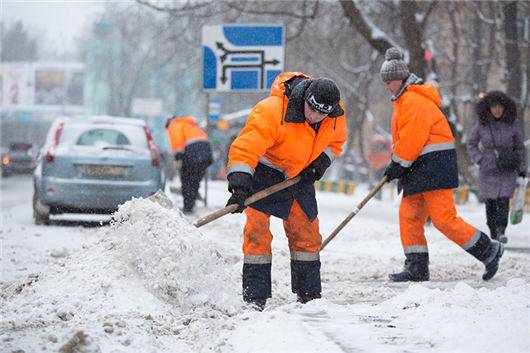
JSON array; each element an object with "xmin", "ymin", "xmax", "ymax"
[
  {"xmin": 339, "ymin": 0, "xmax": 391, "ymax": 55},
  {"xmin": 448, "ymin": 2, "xmax": 461, "ymax": 119},
  {"xmin": 400, "ymin": 1, "xmax": 426, "ymax": 78},
  {"xmin": 503, "ymin": 2, "xmax": 524, "ymax": 133},
  {"xmin": 471, "ymin": 1, "xmax": 483, "ymax": 97}
]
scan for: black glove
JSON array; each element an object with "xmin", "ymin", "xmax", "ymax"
[
  {"xmin": 384, "ymin": 161, "xmax": 407, "ymax": 182},
  {"xmin": 226, "ymin": 172, "xmax": 253, "ymax": 213},
  {"xmin": 300, "ymin": 153, "xmax": 332, "ymax": 183},
  {"xmin": 519, "ymin": 172, "xmax": 527, "ymax": 178},
  {"xmin": 175, "ymin": 152, "xmax": 184, "ymax": 161}
]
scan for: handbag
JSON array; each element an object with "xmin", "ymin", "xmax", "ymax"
[{"xmin": 488, "ymin": 124, "xmax": 519, "ymax": 171}]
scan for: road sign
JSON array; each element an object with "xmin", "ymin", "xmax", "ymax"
[{"xmin": 202, "ymin": 24, "xmax": 284, "ymax": 91}]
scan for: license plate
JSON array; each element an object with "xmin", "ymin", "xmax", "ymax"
[{"xmin": 80, "ymin": 164, "xmax": 125, "ymax": 177}]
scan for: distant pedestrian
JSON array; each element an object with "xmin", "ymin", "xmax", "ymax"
[
  {"xmin": 380, "ymin": 47, "xmax": 504, "ymax": 282},
  {"xmin": 166, "ymin": 116, "xmax": 213, "ymax": 214},
  {"xmin": 466, "ymin": 91, "xmax": 527, "ymax": 243}
]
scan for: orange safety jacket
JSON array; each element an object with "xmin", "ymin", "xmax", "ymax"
[
  {"xmin": 227, "ymin": 72, "xmax": 347, "ymax": 220},
  {"xmin": 166, "ymin": 116, "xmax": 212, "ymax": 164},
  {"xmin": 390, "ymin": 74, "xmax": 458, "ymax": 196}
]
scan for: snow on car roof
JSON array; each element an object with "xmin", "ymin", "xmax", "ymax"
[{"xmin": 54, "ymin": 115, "xmax": 147, "ymax": 127}]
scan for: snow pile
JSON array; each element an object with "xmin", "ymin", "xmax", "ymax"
[
  {"xmin": 0, "ymin": 224, "xmax": 176, "ymax": 352},
  {"xmin": 110, "ymin": 197, "xmax": 240, "ymax": 313},
  {"xmin": 0, "ymin": 196, "xmax": 243, "ymax": 352}
]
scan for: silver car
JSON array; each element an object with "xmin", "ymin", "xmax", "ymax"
[{"xmin": 33, "ymin": 116, "xmax": 165, "ymax": 224}]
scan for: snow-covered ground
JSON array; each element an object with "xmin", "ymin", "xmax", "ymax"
[{"xmin": 1, "ymin": 175, "xmax": 529, "ymax": 353}]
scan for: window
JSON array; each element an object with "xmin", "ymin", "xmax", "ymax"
[
  {"xmin": 76, "ymin": 129, "xmax": 131, "ymax": 146},
  {"xmin": 10, "ymin": 143, "xmax": 32, "ymax": 151}
]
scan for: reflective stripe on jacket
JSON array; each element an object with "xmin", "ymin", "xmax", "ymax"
[{"xmin": 391, "ymin": 75, "xmax": 458, "ymax": 196}]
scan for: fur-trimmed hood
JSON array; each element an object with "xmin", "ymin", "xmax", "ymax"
[{"xmin": 476, "ymin": 91, "xmax": 517, "ymax": 125}]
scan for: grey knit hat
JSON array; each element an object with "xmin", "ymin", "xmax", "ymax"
[{"xmin": 380, "ymin": 47, "xmax": 410, "ymax": 82}]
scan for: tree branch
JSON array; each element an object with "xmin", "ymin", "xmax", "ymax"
[
  {"xmin": 419, "ymin": 0, "xmax": 438, "ymax": 30},
  {"xmin": 224, "ymin": 0, "xmax": 318, "ymax": 20},
  {"xmin": 339, "ymin": 0, "xmax": 396, "ymax": 55},
  {"xmin": 136, "ymin": 0, "xmax": 214, "ymax": 14}
]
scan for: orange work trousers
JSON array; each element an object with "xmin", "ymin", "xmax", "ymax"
[
  {"xmin": 399, "ymin": 188, "xmax": 478, "ymax": 253},
  {"xmin": 243, "ymin": 199, "xmax": 321, "ymax": 256}
]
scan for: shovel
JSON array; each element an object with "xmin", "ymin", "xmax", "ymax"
[
  {"xmin": 319, "ymin": 176, "xmax": 387, "ymax": 251},
  {"xmin": 194, "ymin": 176, "xmax": 301, "ymax": 228}
]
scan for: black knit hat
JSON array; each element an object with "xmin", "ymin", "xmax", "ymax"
[{"xmin": 303, "ymin": 78, "xmax": 343, "ymax": 115}]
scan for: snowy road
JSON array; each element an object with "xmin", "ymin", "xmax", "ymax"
[
  {"xmin": 1, "ymin": 175, "xmax": 100, "ymax": 283},
  {"xmin": 1, "ymin": 176, "xmax": 529, "ymax": 352}
]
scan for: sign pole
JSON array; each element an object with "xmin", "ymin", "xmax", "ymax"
[
  {"xmin": 204, "ymin": 170, "xmax": 208, "ymax": 207},
  {"xmin": 204, "ymin": 91, "xmax": 210, "ymax": 208}
]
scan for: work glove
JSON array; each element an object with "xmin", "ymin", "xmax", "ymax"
[
  {"xmin": 226, "ymin": 172, "xmax": 253, "ymax": 213},
  {"xmin": 300, "ymin": 153, "xmax": 332, "ymax": 183},
  {"xmin": 384, "ymin": 161, "xmax": 407, "ymax": 182},
  {"xmin": 175, "ymin": 152, "xmax": 184, "ymax": 161}
]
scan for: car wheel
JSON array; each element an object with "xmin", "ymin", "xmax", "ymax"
[{"xmin": 33, "ymin": 191, "xmax": 50, "ymax": 225}]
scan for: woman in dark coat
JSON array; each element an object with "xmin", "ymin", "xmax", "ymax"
[{"xmin": 467, "ymin": 91, "xmax": 527, "ymax": 243}]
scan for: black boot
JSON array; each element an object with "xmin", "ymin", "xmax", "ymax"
[
  {"xmin": 181, "ymin": 206, "xmax": 193, "ymax": 215},
  {"xmin": 244, "ymin": 298, "xmax": 267, "ymax": 311},
  {"xmin": 242, "ymin": 263, "xmax": 272, "ymax": 310},
  {"xmin": 389, "ymin": 253, "xmax": 429, "ymax": 282},
  {"xmin": 297, "ymin": 292, "xmax": 322, "ymax": 304},
  {"xmin": 497, "ymin": 227, "xmax": 507, "ymax": 244},
  {"xmin": 488, "ymin": 226, "xmax": 498, "ymax": 241},
  {"xmin": 466, "ymin": 232, "xmax": 504, "ymax": 281},
  {"xmin": 482, "ymin": 241, "xmax": 504, "ymax": 281},
  {"xmin": 290, "ymin": 259, "xmax": 321, "ymax": 298}
]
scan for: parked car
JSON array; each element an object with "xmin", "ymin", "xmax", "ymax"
[
  {"xmin": 33, "ymin": 116, "xmax": 165, "ymax": 225},
  {"xmin": 1, "ymin": 142, "xmax": 38, "ymax": 177}
]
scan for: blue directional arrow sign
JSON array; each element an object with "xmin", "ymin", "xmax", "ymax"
[{"xmin": 202, "ymin": 24, "xmax": 284, "ymax": 91}]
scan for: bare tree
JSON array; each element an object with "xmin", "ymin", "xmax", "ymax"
[
  {"xmin": 86, "ymin": 3, "xmax": 188, "ymax": 116},
  {"xmin": 1, "ymin": 21, "xmax": 39, "ymax": 61},
  {"xmin": 339, "ymin": 0, "xmax": 438, "ymax": 78},
  {"xmin": 119, "ymin": 0, "xmax": 525, "ymax": 183}
]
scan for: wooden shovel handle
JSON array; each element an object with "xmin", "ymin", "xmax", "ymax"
[
  {"xmin": 194, "ymin": 176, "xmax": 301, "ymax": 228},
  {"xmin": 319, "ymin": 176, "xmax": 387, "ymax": 251}
]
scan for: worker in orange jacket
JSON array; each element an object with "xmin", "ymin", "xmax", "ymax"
[
  {"xmin": 226, "ymin": 72, "xmax": 347, "ymax": 310},
  {"xmin": 166, "ymin": 116, "xmax": 213, "ymax": 214},
  {"xmin": 380, "ymin": 47, "xmax": 503, "ymax": 282}
]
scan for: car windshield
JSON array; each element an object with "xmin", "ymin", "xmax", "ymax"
[{"xmin": 59, "ymin": 123, "xmax": 148, "ymax": 149}]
